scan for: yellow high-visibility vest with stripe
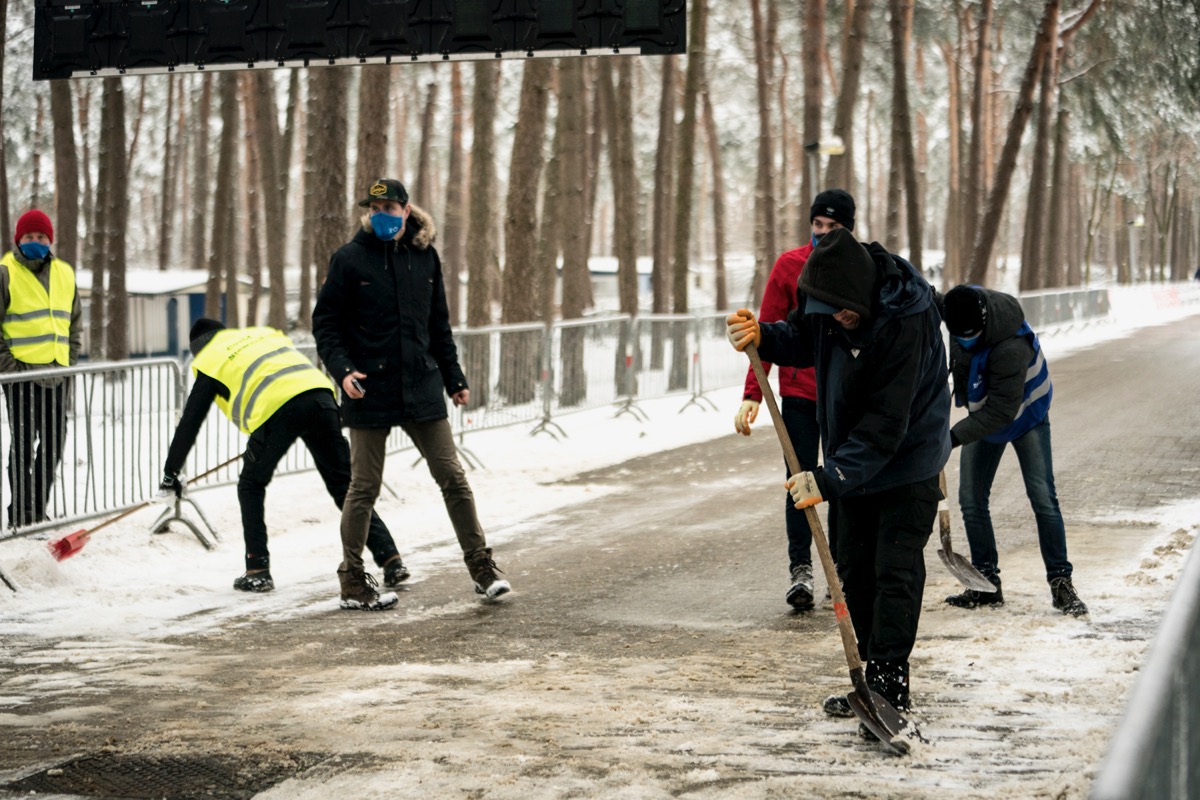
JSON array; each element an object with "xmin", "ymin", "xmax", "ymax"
[
  {"xmin": 191, "ymin": 327, "xmax": 334, "ymax": 434},
  {"xmin": 1, "ymin": 251, "xmax": 75, "ymax": 366}
]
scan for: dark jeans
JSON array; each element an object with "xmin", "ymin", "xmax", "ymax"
[
  {"xmin": 341, "ymin": 418, "xmax": 487, "ymax": 572},
  {"xmin": 5, "ymin": 379, "xmax": 68, "ymax": 527},
  {"xmin": 239, "ymin": 389, "xmax": 398, "ymax": 571},
  {"xmin": 781, "ymin": 396, "xmax": 837, "ymax": 571},
  {"xmin": 958, "ymin": 416, "xmax": 1071, "ymax": 581},
  {"xmin": 835, "ymin": 476, "xmax": 939, "ymax": 664}
]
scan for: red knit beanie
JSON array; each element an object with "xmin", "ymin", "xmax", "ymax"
[{"xmin": 14, "ymin": 210, "xmax": 54, "ymax": 245}]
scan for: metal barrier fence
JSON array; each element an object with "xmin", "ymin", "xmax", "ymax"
[
  {"xmin": 1090, "ymin": 543, "xmax": 1200, "ymax": 800},
  {"xmin": 0, "ymin": 359, "xmax": 185, "ymax": 542},
  {"xmin": 4, "ymin": 287, "xmax": 1197, "ymax": 543}
]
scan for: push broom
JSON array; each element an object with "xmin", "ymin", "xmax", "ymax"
[{"xmin": 47, "ymin": 454, "xmax": 241, "ymax": 561}]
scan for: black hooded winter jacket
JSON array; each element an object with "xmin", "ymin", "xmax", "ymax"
[
  {"xmin": 312, "ymin": 205, "xmax": 467, "ymax": 428},
  {"xmin": 758, "ymin": 240, "xmax": 951, "ymax": 500}
]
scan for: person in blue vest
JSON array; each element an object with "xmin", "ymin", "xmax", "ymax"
[
  {"xmin": 940, "ymin": 285, "xmax": 1088, "ymax": 616},
  {"xmin": 159, "ymin": 319, "xmax": 407, "ymax": 609},
  {"xmin": 0, "ymin": 210, "xmax": 81, "ymax": 527}
]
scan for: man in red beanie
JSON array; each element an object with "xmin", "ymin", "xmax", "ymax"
[{"xmin": 1, "ymin": 210, "xmax": 82, "ymax": 526}]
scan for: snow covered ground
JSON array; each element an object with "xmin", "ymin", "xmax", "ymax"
[{"xmin": 1, "ymin": 295, "xmax": 1198, "ymax": 798}]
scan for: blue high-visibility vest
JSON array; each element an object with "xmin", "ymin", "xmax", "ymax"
[{"xmin": 965, "ymin": 321, "xmax": 1052, "ymax": 443}]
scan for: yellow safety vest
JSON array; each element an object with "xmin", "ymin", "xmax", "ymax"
[
  {"xmin": 1, "ymin": 251, "xmax": 75, "ymax": 366},
  {"xmin": 191, "ymin": 327, "xmax": 334, "ymax": 434}
]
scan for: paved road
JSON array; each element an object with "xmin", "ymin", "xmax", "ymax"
[{"xmin": 2, "ymin": 315, "xmax": 1198, "ymax": 799}]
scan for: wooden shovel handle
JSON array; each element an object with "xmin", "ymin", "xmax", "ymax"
[{"xmin": 746, "ymin": 343, "xmax": 865, "ymax": 674}]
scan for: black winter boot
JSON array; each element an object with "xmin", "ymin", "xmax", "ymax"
[
  {"xmin": 866, "ymin": 660, "xmax": 911, "ymax": 713},
  {"xmin": 338, "ymin": 566, "xmax": 399, "ymax": 611},
  {"xmin": 1050, "ymin": 576, "xmax": 1088, "ymax": 616},
  {"xmin": 464, "ymin": 548, "xmax": 511, "ymax": 601},
  {"xmin": 945, "ymin": 574, "xmax": 1003, "ymax": 609}
]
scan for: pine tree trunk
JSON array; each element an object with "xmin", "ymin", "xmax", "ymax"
[
  {"xmin": 443, "ymin": 63, "xmax": 467, "ymax": 327},
  {"xmin": 499, "ymin": 59, "xmax": 551, "ymax": 404},
  {"xmin": 747, "ymin": 0, "xmax": 775, "ymax": 306},
  {"xmin": 650, "ymin": 56, "xmax": 676, "ymax": 315},
  {"xmin": 825, "ymin": 0, "xmax": 871, "ymax": 193},
  {"xmin": 889, "ymin": 0, "xmax": 922, "ymax": 269},
  {"xmin": 0, "ymin": 0, "xmax": 10, "ymax": 239},
  {"xmin": 100, "ymin": 78, "xmax": 129, "ymax": 361},
  {"xmin": 157, "ymin": 76, "xmax": 176, "ymax": 270},
  {"xmin": 50, "ymin": 81, "xmax": 80, "ymax": 269},
  {"xmin": 309, "ymin": 67, "xmax": 350, "ymax": 290},
  {"xmin": 1043, "ymin": 106, "xmax": 1069, "ymax": 288},
  {"xmin": 207, "ymin": 74, "xmax": 240, "ymax": 325},
  {"xmin": 1019, "ymin": 29, "xmax": 1058, "ymax": 292},
  {"xmin": 240, "ymin": 74, "xmax": 265, "ymax": 326},
  {"xmin": 962, "ymin": 0, "xmax": 991, "ymax": 272},
  {"xmin": 965, "ymin": 0, "xmax": 1059, "ymax": 286},
  {"xmin": 354, "ymin": 65, "xmax": 391, "ymax": 219},
  {"xmin": 250, "ymin": 72, "xmax": 287, "ymax": 329},
  {"xmin": 467, "ymin": 61, "xmax": 500, "ymax": 329},
  {"xmin": 702, "ymin": 89, "xmax": 728, "ymax": 311},
  {"xmin": 558, "ymin": 59, "xmax": 590, "ymax": 408},
  {"xmin": 190, "ymin": 76, "xmax": 214, "ymax": 273},
  {"xmin": 416, "ymin": 76, "xmax": 440, "ymax": 200},
  {"xmin": 801, "ymin": 0, "xmax": 825, "ymax": 216}
]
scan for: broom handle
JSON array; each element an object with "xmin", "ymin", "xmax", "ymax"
[
  {"xmin": 746, "ymin": 343, "xmax": 865, "ymax": 674},
  {"xmin": 83, "ymin": 454, "xmax": 243, "ymax": 538}
]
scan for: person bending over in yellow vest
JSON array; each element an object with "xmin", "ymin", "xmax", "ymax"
[
  {"xmin": 0, "ymin": 209, "xmax": 82, "ymax": 528},
  {"xmin": 160, "ymin": 319, "xmax": 407, "ymax": 608}
]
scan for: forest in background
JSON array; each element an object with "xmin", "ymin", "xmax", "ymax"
[{"xmin": 1, "ymin": 0, "xmax": 1198, "ymax": 360}]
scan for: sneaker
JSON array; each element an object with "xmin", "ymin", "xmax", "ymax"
[
  {"xmin": 945, "ymin": 574, "xmax": 1003, "ymax": 609},
  {"xmin": 822, "ymin": 694, "xmax": 854, "ymax": 717},
  {"xmin": 338, "ymin": 566, "xmax": 399, "ymax": 611},
  {"xmin": 383, "ymin": 556, "xmax": 411, "ymax": 587},
  {"xmin": 233, "ymin": 570, "xmax": 274, "ymax": 593},
  {"xmin": 464, "ymin": 548, "xmax": 511, "ymax": 601},
  {"xmin": 1050, "ymin": 576, "xmax": 1088, "ymax": 617},
  {"xmin": 785, "ymin": 563, "xmax": 814, "ymax": 609}
]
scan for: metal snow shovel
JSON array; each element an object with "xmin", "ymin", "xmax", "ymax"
[
  {"xmin": 746, "ymin": 344, "xmax": 916, "ymax": 755},
  {"xmin": 47, "ymin": 455, "xmax": 242, "ymax": 561},
  {"xmin": 936, "ymin": 470, "xmax": 998, "ymax": 593}
]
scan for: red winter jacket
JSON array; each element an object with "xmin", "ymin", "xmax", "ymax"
[{"xmin": 742, "ymin": 244, "xmax": 818, "ymax": 402}]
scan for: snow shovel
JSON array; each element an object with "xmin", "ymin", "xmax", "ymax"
[
  {"xmin": 936, "ymin": 470, "xmax": 998, "ymax": 593},
  {"xmin": 746, "ymin": 344, "xmax": 917, "ymax": 755},
  {"xmin": 47, "ymin": 455, "xmax": 242, "ymax": 562}
]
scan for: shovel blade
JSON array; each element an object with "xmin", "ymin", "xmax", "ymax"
[
  {"xmin": 47, "ymin": 530, "xmax": 89, "ymax": 562},
  {"xmin": 847, "ymin": 688, "xmax": 913, "ymax": 755},
  {"xmin": 937, "ymin": 547, "xmax": 998, "ymax": 593}
]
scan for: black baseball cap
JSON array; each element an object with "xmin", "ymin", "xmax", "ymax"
[{"xmin": 358, "ymin": 178, "xmax": 409, "ymax": 207}]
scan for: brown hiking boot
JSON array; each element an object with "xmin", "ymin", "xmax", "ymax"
[
  {"xmin": 338, "ymin": 566, "xmax": 399, "ymax": 611},
  {"xmin": 464, "ymin": 548, "xmax": 511, "ymax": 601}
]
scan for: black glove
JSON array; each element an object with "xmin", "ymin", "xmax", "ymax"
[
  {"xmin": 950, "ymin": 430, "xmax": 961, "ymax": 449},
  {"xmin": 157, "ymin": 471, "xmax": 185, "ymax": 500}
]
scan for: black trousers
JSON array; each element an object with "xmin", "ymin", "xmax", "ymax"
[
  {"xmin": 5, "ymin": 379, "xmax": 68, "ymax": 527},
  {"xmin": 239, "ymin": 389, "xmax": 399, "ymax": 571},
  {"xmin": 835, "ymin": 475, "xmax": 939, "ymax": 665}
]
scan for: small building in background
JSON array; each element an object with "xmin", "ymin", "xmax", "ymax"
[{"xmin": 76, "ymin": 270, "xmax": 269, "ymax": 358}]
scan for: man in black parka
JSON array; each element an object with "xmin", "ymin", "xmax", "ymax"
[
  {"xmin": 726, "ymin": 228, "xmax": 951, "ymax": 720},
  {"xmin": 313, "ymin": 178, "xmax": 511, "ymax": 607}
]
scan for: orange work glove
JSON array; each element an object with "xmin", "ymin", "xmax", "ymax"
[
  {"xmin": 726, "ymin": 309, "xmax": 762, "ymax": 352},
  {"xmin": 785, "ymin": 471, "xmax": 824, "ymax": 509}
]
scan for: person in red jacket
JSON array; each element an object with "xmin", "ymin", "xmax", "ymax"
[{"xmin": 734, "ymin": 189, "xmax": 856, "ymax": 609}]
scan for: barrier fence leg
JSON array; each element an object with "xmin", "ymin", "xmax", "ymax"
[{"xmin": 150, "ymin": 496, "xmax": 221, "ymax": 551}]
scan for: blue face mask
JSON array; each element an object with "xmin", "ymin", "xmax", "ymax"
[
  {"xmin": 811, "ymin": 233, "xmax": 824, "ymax": 247},
  {"xmin": 955, "ymin": 333, "xmax": 981, "ymax": 350},
  {"xmin": 18, "ymin": 242, "xmax": 50, "ymax": 261},
  {"xmin": 371, "ymin": 212, "xmax": 404, "ymax": 241}
]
